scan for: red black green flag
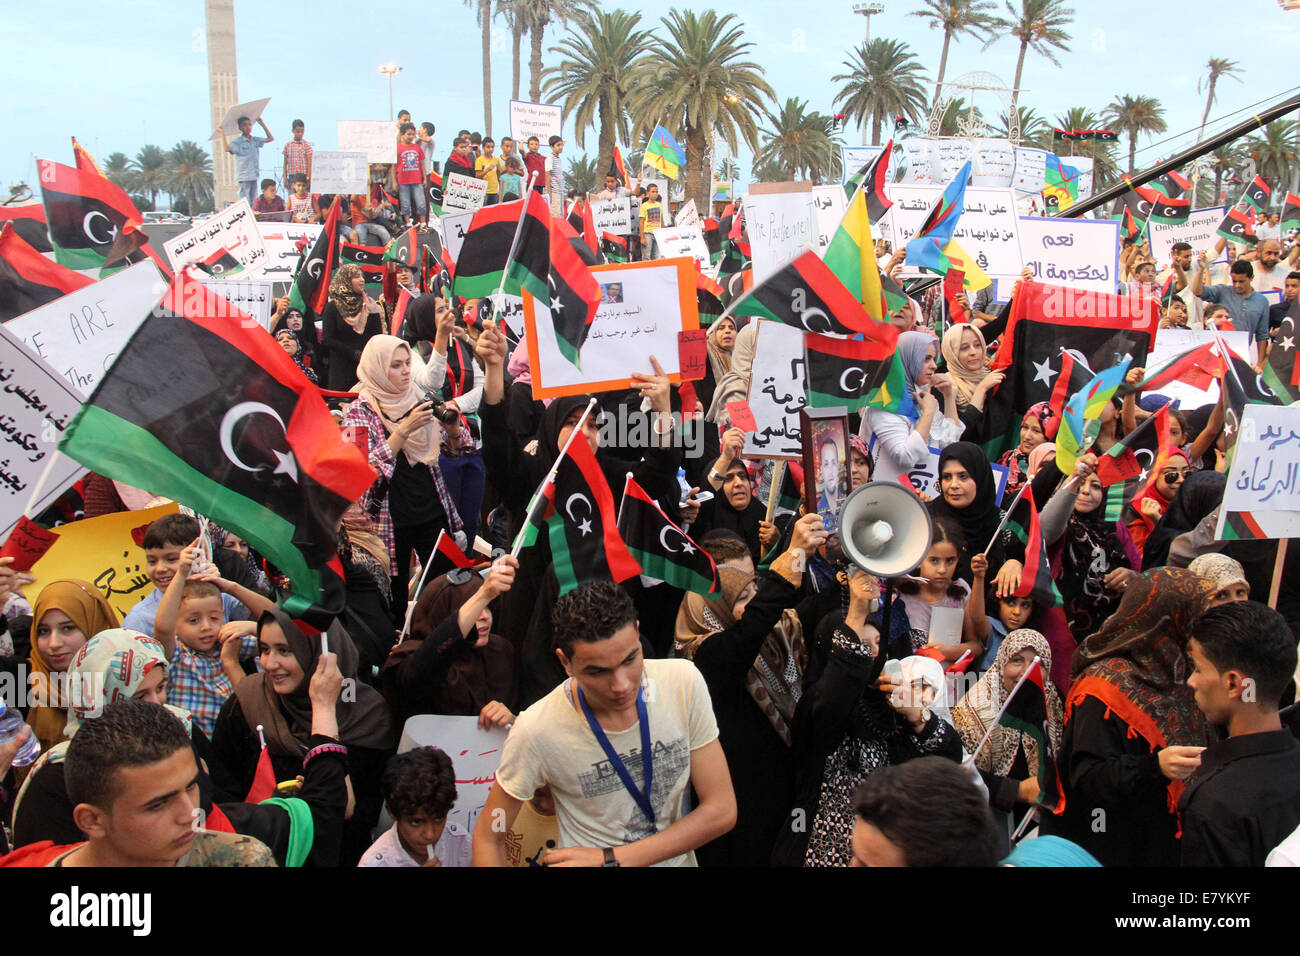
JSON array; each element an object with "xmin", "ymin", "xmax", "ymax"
[
  {"xmin": 1096, "ymin": 401, "xmax": 1172, "ymax": 487},
  {"xmin": 730, "ymin": 250, "xmax": 880, "ymax": 336},
  {"xmin": 1266, "ymin": 302, "xmax": 1300, "ymax": 404},
  {"xmin": 288, "ymin": 196, "xmax": 342, "ymax": 315},
  {"xmin": 617, "ymin": 475, "xmax": 718, "ymax": 596},
  {"xmin": 452, "ymin": 192, "xmax": 551, "ymax": 301},
  {"xmin": 844, "ymin": 138, "xmax": 893, "ymax": 224},
  {"xmin": 1004, "ymin": 486, "xmax": 1062, "ymax": 609},
  {"xmin": 196, "ymin": 246, "xmax": 245, "ymax": 278},
  {"xmin": 608, "ymin": 146, "xmax": 629, "ymax": 187},
  {"xmin": 1281, "ymin": 192, "xmax": 1300, "ymax": 233},
  {"xmin": 999, "ymin": 658, "xmax": 1066, "ymax": 815},
  {"xmin": 546, "ymin": 220, "xmax": 603, "ymax": 367},
  {"xmin": 0, "ymin": 203, "xmax": 53, "ymax": 253},
  {"xmin": 1149, "ymin": 170, "xmax": 1191, "ymax": 199},
  {"xmin": 427, "ymin": 528, "xmax": 477, "ymax": 579},
  {"xmin": 58, "ymin": 269, "xmax": 376, "ymax": 616},
  {"xmin": 600, "ymin": 231, "xmax": 629, "ymax": 263},
  {"xmin": 342, "ymin": 241, "xmax": 387, "ymax": 294},
  {"xmin": 36, "ymin": 158, "xmax": 167, "ymax": 276},
  {"xmin": 1131, "ymin": 183, "xmax": 1190, "ymax": 224},
  {"xmin": 804, "ymin": 330, "xmax": 909, "ymax": 414},
  {"xmin": 1217, "ymin": 207, "xmax": 1259, "ymax": 247},
  {"xmin": 1243, "ymin": 175, "xmax": 1271, "ymax": 213},
  {"xmin": 0, "ymin": 222, "xmax": 95, "ymax": 321},
  {"xmin": 565, "ymin": 199, "xmax": 598, "ymax": 255}
]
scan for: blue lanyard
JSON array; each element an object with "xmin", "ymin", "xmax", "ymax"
[{"xmin": 576, "ymin": 684, "xmax": 656, "ymax": 830}]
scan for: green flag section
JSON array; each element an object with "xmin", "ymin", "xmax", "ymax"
[
  {"xmin": 999, "ymin": 658, "xmax": 1066, "ymax": 815},
  {"xmin": 617, "ymin": 476, "xmax": 718, "ymax": 596},
  {"xmin": 824, "ymin": 189, "xmax": 885, "ymax": 319},
  {"xmin": 59, "ymin": 270, "xmax": 377, "ymax": 613},
  {"xmin": 1003, "ymin": 486, "xmax": 1062, "ymax": 610},
  {"xmin": 451, "ymin": 192, "xmax": 550, "ymax": 302}
]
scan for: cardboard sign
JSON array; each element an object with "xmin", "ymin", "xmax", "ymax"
[
  {"xmin": 213, "ymin": 98, "xmax": 271, "ymax": 138},
  {"xmin": 887, "ymin": 184, "xmax": 1024, "ymax": 280},
  {"xmin": 438, "ymin": 209, "xmax": 478, "ymax": 263},
  {"xmin": 651, "ymin": 225, "xmax": 710, "ymax": 270},
  {"xmin": 841, "ymin": 146, "xmax": 885, "ymax": 183},
  {"xmin": 524, "ymin": 258, "xmax": 698, "ymax": 398},
  {"xmin": 252, "ymin": 222, "xmax": 322, "ymax": 281},
  {"xmin": 675, "ymin": 199, "xmax": 701, "ymax": 228},
  {"xmin": 444, "ymin": 172, "xmax": 488, "ymax": 213},
  {"xmin": 592, "ymin": 197, "xmax": 632, "ymax": 234},
  {"xmin": 1148, "ymin": 206, "xmax": 1229, "ymax": 268},
  {"xmin": 310, "ymin": 150, "xmax": 369, "ymax": 195},
  {"xmin": 1216, "ymin": 404, "xmax": 1300, "ymax": 540},
  {"xmin": 396, "ymin": 715, "xmax": 509, "ymax": 837},
  {"xmin": 743, "ymin": 322, "xmax": 805, "ymax": 459},
  {"xmin": 0, "ymin": 514, "xmax": 59, "ymax": 573},
  {"xmin": 165, "ymin": 199, "xmax": 268, "ymax": 276},
  {"xmin": 1013, "ymin": 147, "xmax": 1048, "ymax": 193},
  {"xmin": 744, "ymin": 183, "xmax": 817, "ymax": 284},
  {"xmin": 6, "ymin": 261, "xmax": 165, "ymax": 397},
  {"xmin": 725, "ymin": 399, "xmax": 758, "ymax": 433},
  {"xmin": 812, "ymin": 185, "xmax": 848, "ymax": 255},
  {"xmin": 1017, "ymin": 216, "xmax": 1121, "ymax": 294},
  {"xmin": 677, "ymin": 329, "xmax": 707, "ymax": 381},
  {"xmin": 337, "ymin": 120, "xmax": 396, "ymax": 164},
  {"xmin": 509, "ymin": 100, "xmax": 563, "ymax": 148},
  {"xmin": 0, "ymin": 318, "xmax": 88, "ymax": 538},
  {"xmin": 201, "ymin": 279, "xmax": 276, "ymax": 330}
]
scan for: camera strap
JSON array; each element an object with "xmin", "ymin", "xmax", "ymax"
[{"xmin": 576, "ymin": 684, "xmax": 656, "ymax": 830}]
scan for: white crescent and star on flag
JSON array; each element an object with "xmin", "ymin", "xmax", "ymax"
[
  {"xmin": 566, "ymin": 493, "xmax": 593, "ymax": 535},
  {"xmin": 219, "ymin": 402, "xmax": 299, "ymax": 482}
]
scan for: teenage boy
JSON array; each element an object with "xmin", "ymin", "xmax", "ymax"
[
  {"xmin": 1180, "ymin": 601, "xmax": 1300, "ymax": 867},
  {"xmin": 473, "ymin": 580, "xmax": 736, "ymax": 867},
  {"xmin": 546, "ymin": 135, "xmax": 566, "ymax": 217},
  {"xmin": 418, "ymin": 122, "xmax": 437, "ymax": 177},
  {"xmin": 476, "ymin": 137, "xmax": 503, "ymax": 205},
  {"xmin": 216, "ymin": 115, "xmax": 273, "ymax": 207},
  {"xmin": 396, "ymin": 123, "xmax": 429, "ymax": 229},
  {"xmin": 282, "ymin": 119, "xmax": 313, "ymax": 189},
  {"xmin": 122, "ymin": 514, "xmax": 257, "ymax": 638},
  {"xmin": 50, "ymin": 699, "xmax": 276, "ymax": 866}
]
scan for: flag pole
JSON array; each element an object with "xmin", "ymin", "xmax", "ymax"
[
  {"xmin": 616, "ymin": 472, "xmax": 634, "ymax": 530},
  {"xmin": 964, "ymin": 656, "xmax": 1042, "ymax": 765},
  {"xmin": 1011, "ymin": 806, "xmax": 1038, "ymax": 843},
  {"xmin": 981, "ymin": 480, "xmax": 1031, "ymax": 557},
  {"xmin": 21, "ymin": 451, "xmax": 63, "ymax": 519},
  {"xmin": 510, "ymin": 397, "xmax": 597, "ymax": 560},
  {"xmin": 398, "ymin": 530, "xmax": 445, "ymax": 642},
  {"xmin": 492, "ymin": 171, "xmax": 539, "ymax": 306}
]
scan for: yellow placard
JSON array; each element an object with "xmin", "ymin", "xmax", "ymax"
[{"xmin": 26, "ymin": 503, "xmax": 180, "ymax": 623}]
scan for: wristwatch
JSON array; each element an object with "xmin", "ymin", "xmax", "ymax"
[
  {"xmin": 602, "ymin": 847, "xmax": 620, "ymax": 867},
  {"xmin": 708, "ymin": 467, "xmax": 725, "ymax": 484}
]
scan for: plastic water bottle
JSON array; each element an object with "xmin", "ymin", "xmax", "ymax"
[
  {"xmin": 676, "ymin": 467, "xmax": 691, "ymax": 504},
  {"xmin": 0, "ymin": 699, "xmax": 40, "ymax": 768}
]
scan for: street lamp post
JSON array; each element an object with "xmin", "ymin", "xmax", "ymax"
[
  {"xmin": 378, "ymin": 65, "xmax": 403, "ymax": 121},
  {"xmin": 852, "ymin": 2, "xmax": 885, "ymax": 48}
]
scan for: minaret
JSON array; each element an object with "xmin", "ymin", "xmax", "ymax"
[{"xmin": 206, "ymin": 0, "xmax": 238, "ymax": 208}]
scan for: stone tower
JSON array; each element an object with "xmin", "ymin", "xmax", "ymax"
[{"xmin": 206, "ymin": 0, "xmax": 238, "ymax": 208}]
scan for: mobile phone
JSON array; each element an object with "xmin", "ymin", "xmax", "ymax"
[
  {"xmin": 688, "ymin": 490, "xmax": 713, "ymax": 505},
  {"xmin": 275, "ymin": 779, "xmax": 302, "ymax": 796}
]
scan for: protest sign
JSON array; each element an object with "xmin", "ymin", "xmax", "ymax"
[
  {"xmin": 744, "ymin": 182, "xmax": 816, "ymax": 284},
  {"xmin": 899, "ymin": 139, "xmax": 935, "ymax": 184},
  {"xmin": 1216, "ymin": 404, "xmax": 1300, "ymax": 540},
  {"xmin": 652, "ymin": 225, "xmax": 710, "ymax": 270},
  {"xmin": 509, "ymin": 100, "xmax": 563, "ymax": 147},
  {"xmin": 970, "ymin": 139, "xmax": 1016, "ymax": 188},
  {"xmin": 165, "ymin": 199, "xmax": 268, "ymax": 276},
  {"xmin": 337, "ymin": 120, "xmax": 396, "ymax": 164},
  {"xmin": 27, "ymin": 503, "xmax": 180, "ymax": 622},
  {"xmin": 887, "ymin": 184, "xmax": 1024, "ymax": 280},
  {"xmin": 1, "ymin": 516, "xmax": 59, "ymax": 573},
  {"xmin": 213, "ymin": 98, "xmax": 271, "ymax": 138},
  {"xmin": 201, "ymin": 279, "xmax": 276, "ymax": 330},
  {"xmin": 711, "ymin": 181, "xmax": 733, "ymax": 204},
  {"xmin": 1073, "ymin": 157, "xmax": 1094, "ymax": 200},
  {"xmin": 310, "ymin": 150, "xmax": 368, "ymax": 195},
  {"xmin": 523, "ymin": 258, "xmax": 697, "ymax": 398},
  {"xmin": 1148, "ymin": 206, "xmax": 1228, "ymax": 267},
  {"xmin": 397, "ymin": 715, "xmax": 509, "ymax": 838},
  {"xmin": 677, "ymin": 329, "xmax": 707, "ymax": 381},
  {"xmin": 438, "ymin": 209, "xmax": 478, "ymax": 263},
  {"xmin": 0, "ymin": 324, "xmax": 86, "ymax": 541},
  {"xmin": 744, "ymin": 322, "xmax": 805, "ymax": 459},
  {"xmin": 812, "ymin": 185, "xmax": 848, "ymax": 256},
  {"xmin": 675, "ymin": 199, "xmax": 701, "ymax": 228},
  {"xmin": 1017, "ymin": 216, "xmax": 1120, "ymax": 294},
  {"xmin": 842, "ymin": 145, "xmax": 884, "ymax": 183},
  {"xmin": 725, "ymin": 400, "xmax": 758, "ymax": 433},
  {"xmin": 253, "ymin": 221, "xmax": 323, "ymax": 281},
  {"xmin": 443, "ymin": 172, "xmax": 488, "ymax": 213},
  {"xmin": 1013, "ymin": 147, "xmax": 1048, "ymax": 193},
  {"xmin": 592, "ymin": 196, "xmax": 632, "ymax": 234},
  {"xmin": 1145, "ymin": 328, "xmax": 1251, "ymax": 406},
  {"xmin": 7, "ymin": 261, "xmax": 165, "ymax": 397}
]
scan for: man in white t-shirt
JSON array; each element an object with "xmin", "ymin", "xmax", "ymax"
[{"xmin": 473, "ymin": 581, "xmax": 736, "ymax": 866}]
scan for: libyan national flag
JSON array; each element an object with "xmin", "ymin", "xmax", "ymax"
[
  {"xmin": 58, "ymin": 269, "xmax": 377, "ymax": 615},
  {"xmin": 452, "ymin": 191, "xmax": 551, "ymax": 302},
  {"xmin": 0, "ymin": 221, "xmax": 94, "ymax": 321},
  {"xmin": 1003, "ymin": 486, "xmax": 1062, "ymax": 609},
  {"xmin": 999, "ymin": 657, "xmax": 1065, "ymax": 815},
  {"xmin": 617, "ymin": 475, "xmax": 718, "ymax": 596}
]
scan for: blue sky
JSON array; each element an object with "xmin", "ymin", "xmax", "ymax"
[{"xmin": 3, "ymin": 0, "xmax": 1299, "ymax": 191}]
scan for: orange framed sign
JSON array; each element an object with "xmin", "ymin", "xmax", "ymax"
[{"xmin": 522, "ymin": 257, "xmax": 700, "ymax": 399}]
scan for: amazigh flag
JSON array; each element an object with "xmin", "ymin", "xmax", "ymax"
[
  {"xmin": 1055, "ymin": 358, "xmax": 1132, "ymax": 476},
  {"xmin": 544, "ymin": 218, "xmax": 603, "ymax": 367},
  {"xmin": 1149, "ymin": 169, "xmax": 1192, "ymax": 199},
  {"xmin": 1243, "ymin": 175, "xmax": 1271, "ymax": 213},
  {"xmin": 730, "ymin": 250, "xmax": 881, "ymax": 336},
  {"xmin": 57, "ymin": 269, "xmax": 377, "ymax": 617},
  {"xmin": 36, "ymin": 158, "xmax": 166, "ymax": 276},
  {"xmin": 452, "ymin": 192, "xmax": 550, "ymax": 301},
  {"xmin": 645, "ymin": 124, "xmax": 686, "ymax": 180},
  {"xmin": 600, "ymin": 231, "xmax": 629, "ymax": 263},
  {"xmin": 999, "ymin": 657, "xmax": 1065, "ymax": 814},
  {"xmin": 1217, "ymin": 207, "xmax": 1258, "ymax": 247},
  {"xmin": 844, "ymin": 140, "xmax": 893, "ymax": 223},
  {"xmin": 982, "ymin": 282, "xmax": 1158, "ymax": 459},
  {"xmin": 905, "ymin": 161, "xmax": 971, "ymax": 272},
  {"xmin": 825, "ymin": 188, "xmax": 885, "ymax": 318},
  {"xmin": 608, "ymin": 145, "xmax": 629, "ymax": 187},
  {"xmin": 1281, "ymin": 192, "xmax": 1300, "ymax": 232},
  {"xmin": 0, "ymin": 222, "xmax": 94, "ymax": 321},
  {"xmin": 804, "ymin": 330, "xmax": 908, "ymax": 414},
  {"xmin": 1131, "ymin": 182, "xmax": 1190, "ymax": 224},
  {"xmin": 0, "ymin": 203, "xmax": 53, "ymax": 253},
  {"xmin": 617, "ymin": 475, "xmax": 718, "ymax": 596},
  {"xmin": 288, "ymin": 196, "xmax": 341, "ymax": 315},
  {"xmin": 1042, "ymin": 154, "xmax": 1079, "ymax": 211},
  {"xmin": 1096, "ymin": 401, "xmax": 1173, "ymax": 487}
]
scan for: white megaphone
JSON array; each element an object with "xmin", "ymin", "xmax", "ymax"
[{"xmin": 836, "ymin": 481, "xmax": 934, "ymax": 578}]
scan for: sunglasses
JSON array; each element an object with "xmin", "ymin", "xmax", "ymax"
[{"xmin": 1161, "ymin": 469, "xmax": 1190, "ymax": 483}]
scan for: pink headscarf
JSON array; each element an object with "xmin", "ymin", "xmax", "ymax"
[{"xmin": 1027, "ymin": 442, "xmax": 1056, "ymax": 477}]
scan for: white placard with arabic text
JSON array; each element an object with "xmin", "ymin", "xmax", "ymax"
[
  {"xmin": 1217, "ymin": 404, "xmax": 1300, "ymax": 539},
  {"xmin": 1017, "ymin": 216, "xmax": 1120, "ymax": 294},
  {"xmin": 397, "ymin": 715, "xmax": 509, "ymax": 839},
  {"xmin": 165, "ymin": 199, "xmax": 268, "ymax": 276},
  {"xmin": 744, "ymin": 322, "xmax": 806, "ymax": 459},
  {"xmin": 444, "ymin": 172, "xmax": 488, "ymax": 213},
  {"xmin": 888, "ymin": 184, "xmax": 1024, "ymax": 280}
]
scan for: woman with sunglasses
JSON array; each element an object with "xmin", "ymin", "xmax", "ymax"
[{"xmin": 1124, "ymin": 449, "xmax": 1192, "ymax": 557}]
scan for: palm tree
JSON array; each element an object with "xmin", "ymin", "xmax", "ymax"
[
  {"xmin": 102, "ymin": 152, "xmax": 133, "ymax": 193},
  {"xmin": 751, "ymin": 158, "xmax": 787, "ymax": 183},
  {"xmin": 1054, "ymin": 106, "xmax": 1119, "ymax": 188},
  {"xmin": 910, "ymin": 1, "xmax": 1005, "ymax": 104},
  {"xmin": 163, "ymin": 141, "xmax": 213, "ymax": 216},
  {"xmin": 833, "ymin": 38, "xmax": 929, "ymax": 146},
  {"xmin": 1204, "ymin": 141, "xmax": 1247, "ymax": 207},
  {"xmin": 499, "ymin": 0, "xmax": 524, "ymax": 100},
  {"xmin": 464, "ymin": 0, "xmax": 496, "ymax": 132},
  {"xmin": 517, "ymin": 0, "xmax": 592, "ymax": 103},
  {"xmin": 755, "ymin": 97, "xmax": 839, "ymax": 182},
  {"xmin": 995, "ymin": 106, "xmax": 1052, "ymax": 147},
  {"xmin": 542, "ymin": 9, "xmax": 651, "ymax": 184},
  {"xmin": 1103, "ymin": 94, "xmax": 1167, "ymax": 174},
  {"xmin": 565, "ymin": 154, "xmax": 600, "ymax": 196},
  {"xmin": 1198, "ymin": 58, "xmax": 1242, "ymax": 143},
  {"xmin": 129, "ymin": 145, "xmax": 168, "ymax": 209},
  {"xmin": 716, "ymin": 157, "xmax": 740, "ymax": 180},
  {"xmin": 626, "ymin": 10, "xmax": 775, "ymax": 208},
  {"xmin": 1244, "ymin": 120, "xmax": 1299, "ymax": 205},
  {"xmin": 993, "ymin": 0, "xmax": 1074, "ymax": 121}
]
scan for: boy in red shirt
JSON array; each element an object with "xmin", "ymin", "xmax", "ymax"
[{"xmin": 396, "ymin": 123, "xmax": 429, "ymax": 230}]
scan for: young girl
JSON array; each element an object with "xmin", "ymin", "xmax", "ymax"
[
  {"xmin": 894, "ymin": 517, "xmax": 985, "ymax": 663},
  {"xmin": 997, "ymin": 403, "xmax": 1057, "ymax": 498},
  {"xmin": 1124, "ymin": 448, "xmax": 1191, "ymax": 555}
]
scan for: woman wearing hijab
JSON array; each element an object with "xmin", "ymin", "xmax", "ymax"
[
  {"xmin": 705, "ymin": 320, "xmax": 757, "ymax": 425},
  {"xmin": 340, "ymin": 335, "xmax": 464, "ymax": 626},
  {"xmin": 1188, "ymin": 553, "xmax": 1250, "ymax": 605},
  {"xmin": 940, "ymin": 323, "xmax": 1004, "ymax": 441},
  {"xmin": 674, "ymin": 521, "xmax": 823, "ymax": 866},
  {"xmin": 211, "ymin": 607, "xmax": 395, "ymax": 865},
  {"xmin": 1039, "ymin": 568, "xmax": 1215, "ymax": 867},
  {"xmin": 320, "ymin": 264, "xmax": 384, "ymax": 390},
  {"xmin": 1141, "ymin": 471, "xmax": 1226, "ymax": 571},
  {"xmin": 381, "ymin": 563, "xmax": 518, "ymax": 726},
  {"xmin": 27, "ymin": 580, "xmax": 119, "ymax": 752},
  {"xmin": 696, "ymin": 315, "xmax": 738, "ymax": 416},
  {"xmin": 860, "ymin": 331, "xmax": 963, "ymax": 484},
  {"xmin": 928, "ymin": 442, "xmax": 1015, "ymax": 586},
  {"xmin": 953, "ymin": 629, "xmax": 1064, "ymax": 845},
  {"xmin": 1123, "ymin": 449, "xmax": 1192, "ymax": 556},
  {"xmin": 271, "ymin": 298, "xmax": 316, "ymax": 369},
  {"xmin": 997, "ymin": 402, "xmax": 1058, "ymax": 500},
  {"xmin": 276, "ymin": 328, "xmax": 319, "ymax": 384},
  {"xmin": 694, "ymin": 429, "xmax": 767, "ymax": 563}
]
